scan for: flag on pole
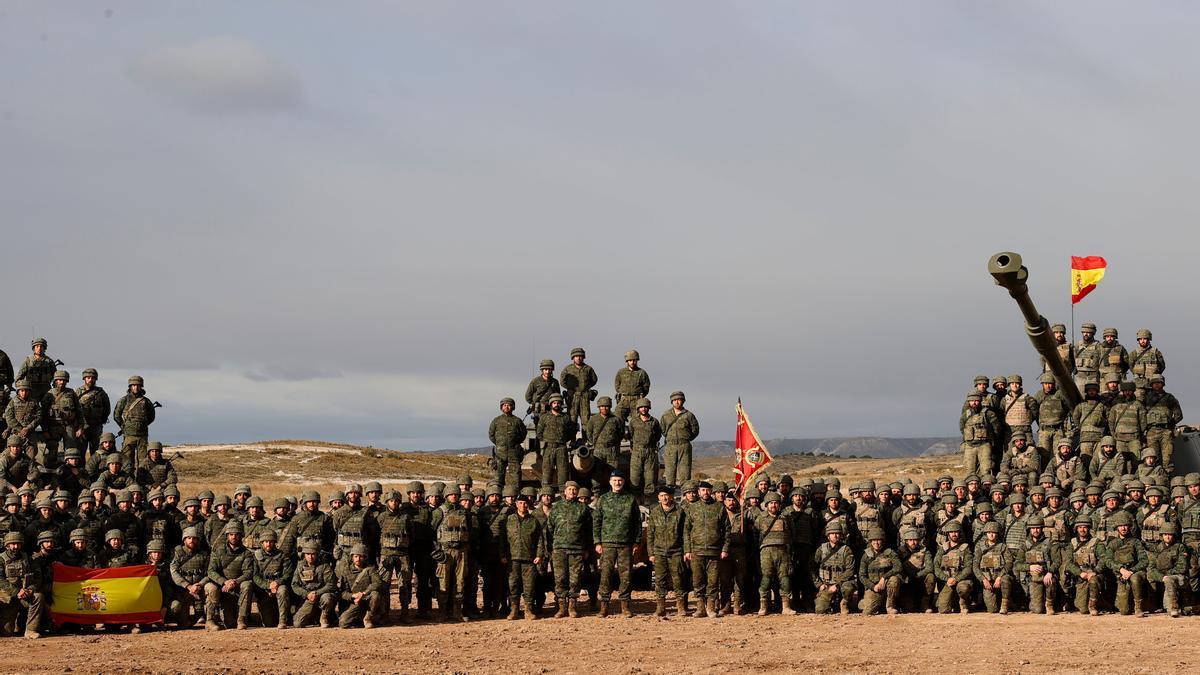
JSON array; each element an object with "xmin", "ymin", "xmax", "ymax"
[
  {"xmin": 1071, "ymin": 256, "xmax": 1107, "ymax": 304},
  {"xmin": 50, "ymin": 563, "xmax": 163, "ymax": 625},
  {"xmin": 733, "ymin": 399, "xmax": 773, "ymax": 497}
]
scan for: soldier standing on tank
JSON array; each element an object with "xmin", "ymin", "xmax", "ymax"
[
  {"xmin": 592, "ymin": 471, "xmax": 641, "ymax": 617},
  {"xmin": 16, "ymin": 338, "xmax": 56, "ymax": 402},
  {"xmin": 535, "ymin": 394, "xmax": 575, "ymax": 493},
  {"xmin": 584, "ymin": 397, "xmax": 624, "ymax": 493},
  {"xmin": 488, "ymin": 397, "xmax": 527, "ymax": 490},
  {"xmin": 113, "ymin": 375, "xmax": 155, "ymax": 470},
  {"xmin": 613, "ymin": 350, "xmax": 650, "ymax": 422},
  {"xmin": 3, "ymin": 381, "xmax": 42, "ymax": 463},
  {"xmin": 960, "ymin": 393, "xmax": 999, "ymax": 476},
  {"xmin": 75, "ymin": 368, "xmax": 110, "ymax": 459},
  {"xmin": 1072, "ymin": 382, "xmax": 1108, "ymax": 465},
  {"xmin": 524, "ymin": 360, "xmax": 561, "ymax": 423},
  {"xmin": 1142, "ymin": 375, "xmax": 1182, "ymax": 473},
  {"xmin": 1128, "ymin": 328, "xmax": 1166, "ymax": 393},
  {"xmin": 1033, "ymin": 372, "xmax": 1071, "ymax": 460},
  {"xmin": 1074, "ymin": 323, "xmax": 1102, "ymax": 390},
  {"xmin": 626, "ymin": 398, "xmax": 661, "ymax": 501},
  {"xmin": 1109, "ymin": 382, "xmax": 1147, "ymax": 461},
  {"xmin": 1042, "ymin": 323, "xmax": 1076, "ymax": 379},
  {"xmin": 41, "ymin": 370, "xmax": 84, "ymax": 466},
  {"xmin": 660, "ymin": 391, "xmax": 699, "ymax": 491},
  {"xmin": 560, "ymin": 347, "xmax": 597, "ymax": 437},
  {"xmin": 1098, "ymin": 328, "xmax": 1130, "ymax": 384},
  {"xmin": 1002, "ymin": 375, "xmax": 1038, "ymax": 453}
]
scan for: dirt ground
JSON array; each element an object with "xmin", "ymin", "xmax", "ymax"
[{"xmin": 10, "ymin": 596, "xmax": 1200, "ymax": 674}]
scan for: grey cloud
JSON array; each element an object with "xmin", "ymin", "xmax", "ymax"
[{"xmin": 127, "ymin": 36, "xmax": 301, "ymax": 112}]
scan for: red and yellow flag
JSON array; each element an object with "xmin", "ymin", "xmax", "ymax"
[
  {"xmin": 1071, "ymin": 256, "xmax": 1107, "ymax": 304},
  {"xmin": 733, "ymin": 399, "xmax": 773, "ymax": 497},
  {"xmin": 50, "ymin": 563, "xmax": 163, "ymax": 625}
]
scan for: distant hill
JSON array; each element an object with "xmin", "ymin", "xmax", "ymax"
[{"xmin": 435, "ymin": 437, "xmax": 958, "ymax": 459}]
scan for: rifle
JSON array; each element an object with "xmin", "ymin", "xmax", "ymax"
[{"xmin": 53, "ymin": 359, "xmax": 65, "ymax": 367}]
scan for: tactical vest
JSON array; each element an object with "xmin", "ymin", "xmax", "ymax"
[
  {"xmin": 78, "ymin": 387, "xmax": 108, "ymax": 426},
  {"xmin": 335, "ymin": 510, "xmax": 367, "ymax": 550},
  {"xmin": 1094, "ymin": 509, "xmax": 1121, "ymax": 541},
  {"xmin": 1022, "ymin": 540, "xmax": 1049, "ymax": 568},
  {"xmin": 1072, "ymin": 538, "xmax": 1099, "ymax": 572},
  {"xmin": 864, "ymin": 551, "xmax": 894, "ymax": 583},
  {"xmin": 1139, "ymin": 507, "xmax": 1169, "ymax": 545},
  {"xmin": 1075, "ymin": 401, "xmax": 1107, "ymax": 441},
  {"xmin": 1038, "ymin": 393, "xmax": 1069, "ymax": 427},
  {"xmin": 1041, "ymin": 508, "xmax": 1069, "ymax": 543},
  {"xmin": 173, "ymin": 548, "xmax": 209, "ymax": 583},
  {"xmin": 1144, "ymin": 393, "xmax": 1175, "ymax": 427},
  {"xmin": 902, "ymin": 548, "xmax": 928, "ymax": 576},
  {"xmin": 899, "ymin": 507, "xmax": 928, "ymax": 543},
  {"xmin": 818, "ymin": 544, "xmax": 854, "ymax": 582},
  {"xmin": 962, "ymin": 411, "xmax": 992, "ymax": 443},
  {"xmin": 1008, "ymin": 449, "xmax": 1039, "ymax": 475},
  {"xmin": 1005, "ymin": 394, "xmax": 1033, "ymax": 427},
  {"xmin": 854, "ymin": 502, "xmax": 884, "ymax": 536},
  {"xmin": 254, "ymin": 550, "xmax": 288, "ymax": 580},
  {"xmin": 295, "ymin": 561, "xmax": 327, "ymax": 591},
  {"xmin": 939, "ymin": 544, "xmax": 969, "ymax": 575},
  {"xmin": 1075, "ymin": 341, "xmax": 1102, "ymax": 374},
  {"xmin": 978, "ymin": 545, "xmax": 1006, "ymax": 574},
  {"xmin": 1094, "ymin": 453, "xmax": 1123, "ymax": 482},
  {"xmin": 49, "ymin": 388, "xmax": 80, "ymax": 424},
  {"xmin": 438, "ymin": 507, "xmax": 470, "ymax": 548},
  {"xmin": 8, "ymin": 398, "xmax": 39, "ymax": 428},
  {"xmin": 1129, "ymin": 347, "xmax": 1163, "ymax": 379},
  {"xmin": 22, "ymin": 356, "xmax": 54, "ymax": 390},
  {"xmin": 378, "ymin": 511, "xmax": 412, "ymax": 552},
  {"xmin": 1053, "ymin": 457, "xmax": 1081, "ymax": 487},
  {"xmin": 1154, "ymin": 545, "xmax": 1183, "ymax": 574},
  {"xmin": 758, "ymin": 513, "xmax": 788, "ymax": 548},
  {"xmin": 1111, "ymin": 403, "xmax": 1143, "ymax": 439},
  {"xmin": 1180, "ymin": 503, "xmax": 1200, "ymax": 535},
  {"xmin": 121, "ymin": 396, "xmax": 153, "ymax": 434},
  {"xmin": 1110, "ymin": 539, "xmax": 1137, "ymax": 566},
  {"xmin": 1099, "ymin": 343, "xmax": 1127, "ymax": 375}
]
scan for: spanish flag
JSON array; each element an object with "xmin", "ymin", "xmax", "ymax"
[
  {"xmin": 1071, "ymin": 256, "xmax": 1107, "ymax": 305},
  {"xmin": 733, "ymin": 399, "xmax": 773, "ymax": 497},
  {"xmin": 50, "ymin": 563, "xmax": 163, "ymax": 625}
]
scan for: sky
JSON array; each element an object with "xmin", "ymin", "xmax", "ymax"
[{"xmin": 2, "ymin": 2, "xmax": 1197, "ymax": 449}]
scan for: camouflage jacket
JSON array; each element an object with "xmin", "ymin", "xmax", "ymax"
[
  {"xmin": 488, "ymin": 413, "xmax": 527, "ymax": 450},
  {"xmin": 683, "ymin": 499, "xmax": 729, "ymax": 556},
  {"xmin": 16, "ymin": 355, "xmax": 55, "ymax": 394},
  {"xmin": 1128, "ymin": 345, "xmax": 1166, "ymax": 380},
  {"xmin": 42, "ymin": 386, "xmax": 85, "ymax": 427},
  {"xmin": 899, "ymin": 542, "xmax": 934, "ymax": 581},
  {"xmin": 536, "ymin": 412, "xmax": 577, "ymax": 447},
  {"xmin": 1101, "ymin": 535, "xmax": 1147, "ymax": 573},
  {"xmin": 756, "ymin": 510, "xmax": 792, "ymax": 550},
  {"xmin": 547, "ymin": 499, "xmax": 591, "ymax": 552},
  {"xmin": 373, "ymin": 506, "xmax": 414, "ymax": 555},
  {"xmin": 1072, "ymin": 399, "xmax": 1109, "ymax": 442},
  {"xmin": 627, "ymin": 414, "xmax": 662, "ymax": 450},
  {"xmin": 1108, "ymin": 398, "xmax": 1147, "ymax": 440},
  {"xmin": 113, "ymin": 392, "xmax": 156, "ymax": 436},
  {"xmin": 170, "ymin": 544, "xmax": 210, "ymax": 586},
  {"xmin": 0, "ymin": 550, "xmax": 39, "ymax": 601},
  {"xmin": 292, "ymin": 557, "xmax": 336, "ymax": 595},
  {"xmin": 660, "ymin": 408, "xmax": 700, "ymax": 446},
  {"xmin": 207, "ymin": 542, "xmax": 253, "ymax": 585},
  {"xmin": 933, "ymin": 541, "xmax": 974, "ymax": 581},
  {"xmin": 282, "ymin": 509, "xmax": 334, "ymax": 558},
  {"xmin": 1142, "ymin": 390, "xmax": 1183, "ymax": 429},
  {"xmin": 1148, "ymin": 542, "xmax": 1188, "ymax": 582},
  {"xmin": 76, "ymin": 384, "xmax": 111, "ymax": 428},
  {"xmin": 646, "ymin": 503, "xmax": 685, "ymax": 556},
  {"xmin": 613, "ymin": 367, "xmax": 650, "ymax": 400},
  {"xmin": 592, "ymin": 490, "xmax": 641, "ymax": 546},
  {"xmin": 1014, "ymin": 536, "xmax": 1055, "ymax": 578},
  {"xmin": 502, "ymin": 511, "xmax": 546, "ymax": 561},
  {"xmin": 337, "ymin": 562, "xmax": 384, "ymax": 600},
  {"xmin": 1033, "ymin": 389, "xmax": 1072, "ymax": 428},
  {"xmin": 559, "ymin": 363, "xmax": 597, "ymax": 396},
  {"xmin": 972, "ymin": 540, "xmax": 1013, "ymax": 579},
  {"xmin": 252, "ymin": 549, "xmax": 294, "ymax": 589},
  {"xmin": 1098, "ymin": 340, "xmax": 1129, "ymax": 378},
  {"xmin": 136, "ymin": 459, "xmax": 178, "ymax": 490},
  {"xmin": 1065, "ymin": 536, "xmax": 1102, "ymax": 577},
  {"xmin": 3, "ymin": 397, "xmax": 42, "ymax": 434},
  {"xmin": 584, "ymin": 414, "xmax": 624, "ymax": 450},
  {"xmin": 525, "ymin": 375, "xmax": 561, "ymax": 410},
  {"xmin": 0, "ymin": 452, "xmax": 36, "ymax": 488},
  {"xmin": 858, "ymin": 547, "xmax": 902, "ymax": 585},
  {"xmin": 812, "ymin": 542, "xmax": 856, "ymax": 584}
]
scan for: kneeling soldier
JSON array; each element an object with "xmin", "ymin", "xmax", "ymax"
[
  {"xmin": 1148, "ymin": 523, "xmax": 1189, "ymax": 618},
  {"xmin": 812, "ymin": 521, "xmax": 857, "ymax": 614},
  {"xmin": 337, "ymin": 543, "xmax": 384, "ymax": 628},
  {"xmin": 1102, "ymin": 511, "xmax": 1148, "ymax": 616},
  {"xmin": 858, "ymin": 527, "xmax": 901, "ymax": 615},
  {"xmin": 292, "ymin": 543, "xmax": 336, "ymax": 628},
  {"xmin": 1016, "ymin": 515, "xmax": 1057, "ymax": 614}
]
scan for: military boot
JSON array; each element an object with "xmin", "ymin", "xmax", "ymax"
[
  {"xmin": 731, "ymin": 594, "xmax": 743, "ymax": 616},
  {"xmin": 999, "ymin": 599, "xmax": 1009, "ymax": 615},
  {"xmin": 363, "ymin": 614, "xmax": 375, "ymax": 629},
  {"xmin": 506, "ymin": 604, "xmax": 519, "ymax": 621},
  {"xmin": 707, "ymin": 598, "xmax": 720, "ymax": 618},
  {"xmin": 655, "ymin": 598, "xmax": 667, "ymax": 617},
  {"xmin": 886, "ymin": 597, "xmax": 899, "ymax": 615},
  {"xmin": 555, "ymin": 600, "xmax": 569, "ymax": 619},
  {"xmin": 1088, "ymin": 597, "xmax": 1099, "ymax": 616},
  {"xmin": 781, "ymin": 595, "xmax": 797, "ymax": 616},
  {"xmin": 525, "ymin": 606, "xmax": 538, "ymax": 621},
  {"xmin": 1165, "ymin": 586, "xmax": 1180, "ymax": 618},
  {"xmin": 839, "ymin": 597, "xmax": 851, "ymax": 615},
  {"xmin": 568, "ymin": 599, "xmax": 579, "ymax": 618},
  {"xmin": 676, "ymin": 597, "xmax": 688, "ymax": 616},
  {"xmin": 1134, "ymin": 596, "xmax": 1145, "ymax": 617},
  {"xmin": 599, "ymin": 600, "xmax": 609, "ymax": 618},
  {"xmin": 620, "ymin": 600, "xmax": 633, "ymax": 617},
  {"xmin": 1045, "ymin": 599, "xmax": 1056, "ymax": 616},
  {"xmin": 919, "ymin": 595, "xmax": 932, "ymax": 614},
  {"xmin": 757, "ymin": 594, "xmax": 770, "ymax": 617},
  {"xmin": 693, "ymin": 600, "xmax": 707, "ymax": 618},
  {"xmin": 398, "ymin": 604, "xmax": 411, "ymax": 624},
  {"xmin": 450, "ymin": 604, "xmax": 464, "ymax": 623}
]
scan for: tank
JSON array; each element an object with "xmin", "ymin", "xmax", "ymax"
[{"xmin": 987, "ymin": 252, "xmax": 1082, "ymax": 408}]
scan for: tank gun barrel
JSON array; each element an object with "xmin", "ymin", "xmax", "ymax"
[{"xmin": 987, "ymin": 251, "xmax": 1082, "ymax": 407}]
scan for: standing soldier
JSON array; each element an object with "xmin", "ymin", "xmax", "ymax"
[
  {"xmin": 627, "ymin": 399, "xmax": 661, "ymax": 501},
  {"xmin": 1072, "ymin": 382, "xmax": 1108, "ymax": 464},
  {"xmin": 1002, "ymin": 375, "xmax": 1039, "ymax": 452},
  {"xmin": 721, "ymin": 486, "xmax": 752, "ymax": 615},
  {"xmin": 547, "ymin": 481, "xmax": 591, "ymax": 618},
  {"xmin": 613, "ymin": 350, "xmax": 650, "ymax": 422},
  {"xmin": 42, "ymin": 370, "xmax": 84, "ymax": 465},
  {"xmin": 113, "ymin": 375, "xmax": 156, "ymax": 470},
  {"xmin": 479, "ymin": 484, "xmax": 512, "ymax": 618},
  {"xmin": 1109, "ymin": 382, "xmax": 1147, "ymax": 461},
  {"xmin": 660, "ymin": 391, "xmax": 699, "ymax": 491},
  {"xmin": 336, "ymin": 544, "xmax": 385, "ymax": 628},
  {"xmin": 591, "ymin": 471, "xmax": 641, "ymax": 617},
  {"xmin": 1074, "ymin": 323, "xmax": 1102, "ymax": 390},
  {"xmin": 524, "ymin": 360, "xmax": 561, "ymax": 422},
  {"xmin": 646, "ymin": 484, "xmax": 686, "ymax": 617},
  {"xmin": 1098, "ymin": 328, "xmax": 1130, "ymax": 384},
  {"xmin": 251, "ymin": 530, "xmax": 292, "ymax": 629},
  {"xmin": 933, "ymin": 521, "xmax": 974, "ymax": 614},
  {"xmin": 1064, "ymin": 518, "xmax": 1104, "ymax": 615},
  {"xmin": 1128, "ymin": 329, "xmax": 1166, "ymax": 393},
  {"xmin": 812, "ymin": 522, "xmax": 857, "ymax": 614},
  {"xmin": 433, "ymin": 486, "xmax": 473, "ymax": 622},
  {"xmin": 1042, "ymin": 323, "xmax": 1076, "ymax": 380},
  {"xmin": 1142, "ymin": 375, "xmax": 1183, "ymax": 473},
  {"xmin": 584, "ymin": 397, "xmax": 624, "ymax": 493},
  {"xmin": 281, "ymin": 492, "xmax": 333, "ymax": 562},
  {"xmin": 786, "ymin": 490, "xmax": 817, "ymax": 611},
  {"xmin": 756, "ymin": 493, "xmax": 796, "ymax": 615},
  {"xmin": 1033, "ymin": 372, "xmax": 1072, "ymax": 458},
  {"xmin": 1102, "ymin": 511, "xmax": 1147, "ymax": 616},
  {"xmin": 375, "ymin": 489, "xmax": 414, "ymax": 623},
  {"xmin": 535, "ymin": 394, "xmax": 575, "ymax": 493},
  {"xmin": 291, "ymin": 542, "xmax": 337, "ymax": 628},
  {"xmin": 16, "ymin": 338, "xmax": 56, "ymax": 402},
  {"xmin": 501, "ymin": 489, "xmax": 545, "ymax": 620},
  {"xmin": 858, "ymin": 527, "xmax": 901, "ymax": 615},
  {"xmin": 488, "ymin": 398, "xmax": 528, "ymax": 489},
  {"xmin": 960, "ymin": 392, "xmax": 1000, "ymax": 478},
  {"xmin": 76, "ymin": 368, "xmax": 110, "ymax": 459},
  {"xmin": 3, "ymin": 382, "xmax": 42, "ymax": 462},
  {"xmin": 559, "ymin": 347, "xmax": 597, "ymax": 435}
]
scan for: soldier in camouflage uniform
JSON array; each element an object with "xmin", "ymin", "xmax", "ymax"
[
  {"xmin": 332, "ymin": 484, "xmax": 377, "ymax": 563},
  {"xmin": 501, "ymin": 489, "xmax": 546, "ymax": 620},
  {"xmin": 1074, "ymin": 323, "xmax": 1102, "ymax": 390},
  {"xmin": 0, "ymin": 531, "xmax": 44, "ymax": 638},
  {"xmin": 548, "ymin": 481, "xmax": 591, "ymax": 618},
  {"xmin": 1102, "ymin": 511, "xmax": 1148, "ymax": 616},
  {"xmin": 999, "ymin": 433, "xmax": 1041, "ymax": 488},
  {"xmin": 251, "ymin": 530, "xmax": 292, "ymax": 628},
  {"xmin": 933, "ymin": 521, "xmax": 973, "ymax": 613},
  {"xmin": 1064, "ymin": 518, "xmax": 1104, "ymax": 615},
  {"xmin": 1033, "ymin": 372, "xmax": 1072, "ymax": 457},
  {"xmin": 612, "ymin": 350, "xmax": 650, "ymax": 422},
  {"xmin": 559, "ymin": 348, "xmax": 597, "ymax": 435},
  {"xmin": 785, "ymin": 489, "xmax": 817, "ymax": 611},
  {"xmin": 136, "ymin": 441, "xmax": 178, "ymax": 491},
  {"xmin": 337, "ymin": 544, "xmax": 385, "ymax": 628},
  {"xmin": 1015, "ymin": 515, "xmax": 1057, "ymax": 613},
  {"xmin": 75, "ymin": 368, "xmax": 110, "ymax": 459},
  {"xmin": 40, "ymin": 370, "xmax": 84, "ymax": 466},
  {"xmin": 536, "ymin": 394, "xmax": 576, "ymax": 493},
  {"xmin": 374, "ymin": 489, "xmax": 414, "ymax": 622},
  {"xmin": 3, "ymin": 382, "xmax": 42, "ymax": 465},
  {"xmin": 584, "ymin": 397, "xmax": 624, "ymax": 493},
  {"xmin": 1051, "ymin": 440, "xmax": 1087, "ymax": 492},
  {"xmin": 1072, "ymin": 381, "xmax": 1108, "ymax": 465},
  {"xmin": 169, "ymin": 527, "xmax": 210, "ymax": 626},
  {"xmin": 647, "ymin": 484, "xmax": 686, "ymax": 617},
  {"xmin": 524, "ymin": 359, "xmax": 561, "ymax": 422},
  {"xmin": 478, "ymin": 484, "xmax": 512, "ymax": 618},
  {"xmin": 291, "ymin": 542, "xmax": 337, "ymax": 628},
  {"xmin": 1090, "ymin": 437, "xmax": 1129, "ymax": 487},
  {"xmin": 0, "ymin": 436, "xmax": 36, "ymax": 493},
  {"xmin": 593, "ymin": 471, "xmax": 641, "ymax": 617},
  {"xmin": 1098, "ymin": 328, "xmax": 1130, "ymax": 384},
  {"xmin": 660, "ymin": 391, "xmax": 699, "ymax": 490},
  {"xmin": 960, "ymin": 392, "xmax": 1000, "ymax": 476},
  {"xmin": 858, "ymin": 527, "xmax": 901, "ymax": 615},
  {"xmin": 898, "ymin": 526, "xmax": 935, "ymax": 612},
  {"xmin": 113, "ymin": 375, "xmax": 156, "ymax": 470},
  {"xmin": 972, "ymin": 521, "xmax": 1013, "ymax": 613},
  {"xmin": 812, "ymin": 521, "xmax": 857, "ymax": 614},
  {"xmin": 1042, "ymin": 323, "xmax": 1076, "ymax": 380},
  {"xmin": 756, "ymin": 492, "xmax": 796, "ymax": 615},
  {"xmin": 433, "ymin": 485, "xmax": 473, "ymax": 621},
  {"xmin": 16, "ymin": 339, "xmax": 55, "ymax": 402},
  {"xmin": 1142, "ymin": 375, "xmax": 1182, "ymax": 472},
  {"xmin": 1001, "ymin": 375, "xmax": 1039, "ymax": 454},
  {"xmin": 627, "ymin": 398, "xmax": 661, "ymax": 501},
  {"xmin": 488, "ymin": 398, "xmax": 527, "ymax": 489},
  {"xmin": 1148, "ymin": 523, "xmax": 1189, "ymax": 617},
  {"xmin": 1179, "ymin": 473, "xmax": 1200, "ymax": 596},
  {"xmin": 1109, "ymin": 382, "xmax": 1147, "ymax": 460},
  {"xmin": 205, "ymin": 521, "xmax": 253, "ymax": 630},
  {"xmin": 1129, "ymin": 328, "xmax": 1166, "ymax": 392}
]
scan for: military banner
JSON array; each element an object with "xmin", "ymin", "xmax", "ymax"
[
  {"xmin": 1070, "ymin": 255, "xmax": 1107, "ymax": 304},
  {"xmin": 733, "ymin": 399, "xmax": 772, "ymax": 497},
  {"xmin": 50, "ymin": 563, "xmax": 163, "ymax": 625}
]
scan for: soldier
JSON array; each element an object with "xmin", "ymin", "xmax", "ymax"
[
  {"xmin": 0, "ymin": 436, "xmax": 36, "ymax": 493},
  {"xmin": 433, "ymin": 485, "xmax": 473, "ymax": 621},
  {"xmin": 613, "ymin": 350, "xmax": 650, "ymax": 422},
  {"xmin": 627, "ymin": 398, "xmax": 661, "ymax": 501},
  {"xmin": 660, "ymin": 391, "xmax": 699, "ymax": 491},
  {"xmin": 501, "ymin": 489, "xmax": 545, "ymax": 620},
  {"xmin": 1102, "ymin": 511, "xmax": 1148, "ymax": 616},
  {"xmin": 85, "ymin": 432, "xmax": 122, "ymax": 481},
  {"xmin": 893, "ymin": 483, "xmax": 932, "ymax": 550},
  {"xmin": 1098, "ymin": 328, "xmax": 1130, "ymax": 384},
  {"xmin": 592, "ymin": 471, "xmax": 641, "ymax": 617},
  {"xmin": 1147, "ymin": 523, "xmax": 1189, "ymax": 618},
  {"xmin": 41, "ymin": 370, "xmax": 84, "ymax": 465},
  {"xmin": 1100, "ymin": 373, "xmax": 1123, "ymax": 408},
  {"xmin": 1109, "ymin": 382, "xmax": 1147, "ymax": 460},
  {"xmin": 644, "ymin": 484, "xmax": 686, "ymax": 617},
  {"xmin": 1071, "ymin": 382, "xmax": 1108, "ymax": 464},
  {"xmin": 16, "ymin": 338, "xmax": 56, "ymax": 402},
  {"xmin": 1142, "ymin": 375, "xmax": 1182, "ymax": 473},
  {"xmin": 852, "ymin": 481, "xmax": 889, "ymax": 553},
  {"xmin": 898, "ymin": 526, "xmax": 936, "ymax": 613},
  {"xmin": 960, "ymin": 392, "xmax": 1000, "ymax": 476},
  {"xmin": 1064, "ymin": 518, "xmax": 1104, "ymax": 615},
  {"xmin": 1090, "ymin": 437, "xmax": 1129, "ymax": 487},
  {"xmin": 291, "ymin": 542, "xmax": 337, "ymax": 628},
  {"xmin": 1033, "ymin": 372, "xmax": 1071, "ymax": 457},
  {"xmin": 559, "ymin": 347, "xmax": 598, "ymax": 436},
  {"xmin": 113, "ymin": 375, "xmax": 156, "ymax": 470},
  {"xmin": 60, "ymin": 528, "xmax": 96, "ymax": 567},
  {"xmin": 584, "ymin": 397, "xmax": 624, "ymax": 493},
  {"xmin": 478, "ymin": 484, "xmax": 511, "ymax": 618},
  {"xmin": 812, "ymin": 521, "xmax": 857, "ymax": 614},
  {"xmin": 785, "ymin": 489, "xmax": 817, "ymax": 611},
  {"xmin": 999, "ymin": 433, "xmax": 1041, "ymax": 488},
  {"xmin": 754, "ymin": 493, "xmax": 794, "ymax": 616},
  {"xmin": 251, "ymin": 530, "xmax": 292, "ymax": 629},
  {"xmin": 1015, "ymin": 515, "xmax": 1057, "ymax": 614},
  {"xmin": 524, "ymin": 359, "xmax": 561, "ymax": 422},
  {"xmin": 0, "ymin": 531, "xmax": 44, "ymax": 638},
  {"xmin": 281, "ymin": 491, "xmax": 333, "ymax": 562},
  {"xmin": 858, "ymin": 527, "xmax": 901, "ymax": 615},
  {"xmin": 535, "ymin": 394, "xmax": 576, "ymax": 493},
  {"xmin": 933, "ymin": 521, "xmax": 973, "ymax": 614},
  {"xmin": 100, "ymin": 528, "xmax": 139, "ymax": 567},
  {"xmin": 1042, "ymin": 323, "xmax": 1076, "ymax": 379},
  {"xmin": 75, "ymin": 368, "xmax": 110, "ymax": 459},
  {"xmin": 548, "ymin": 480, "xmax": 591, "ymax": 618},
  {"xmin": 1074, "ymin": 323, "xmax": 1102, "ymax": 390},
  {"xmin": 1051, "ymin": 440, "xmax": 1087, "ymax": 492},
  {"xmin": 721, "ymin": 485, "xmax": 753, "ymax": 615},
  {"xmin": 333, "ymin": 484, "xmax": 377, "ymax": 563},
  {"xmin": 1002, "ymin": 375, "xmax": 1038, "ymax": 452},
  {"xmin": 142, "ymin": 489, "xmax": 181, "ymax": 551},
  {"xmin": 3, "ymin": 382, "xmax": 42, "ymax": 463},
  {"xmin": 1128, "ymin": 328, "xmax": 1166, "ymax": 392},
  {"xmin": 374, "ymin": 489, "xmax": 414, "ymax": 623},
  {"xmin": 336, "ymin": 544, "xmax": 385, "ymax": 628},
  {"xmin": 972, "ymin": 521, "xmax": 1013, "ymax": 613},
  {"xmin": 488, "ymin": 398, "xmax": 527, "ymax": 489},
  {"xmin": 169, "ymin": 527, "xmax": 210, "ymax": 627},
  {"xmin": 205, "ymin": 521, "xmax": 253, "ymax": 630},
  {"xmin": 136, "ymin": 441, "xmax": 178, "ymax": 491}
]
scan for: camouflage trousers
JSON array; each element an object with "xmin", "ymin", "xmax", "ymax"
[
  {"xmin": 292, "ymin": 591, "xmax": 336, "ymax": 627},
  {"xmin": 1023, "ymin": 572, "xmax": 1057, "ymax": 613},
  {"xmin": 80, "ymin": 425, "xmax": 104, "ymax": 459},
  {"xmin": 598, "ymin": 544, "xmax": 633, "ymax": 601},
  {"xmin": 552, "ymin": 549, "xmax": 585, "ymax": 600},
  {"xmin": 814, "ymin": 579, "xmax": 858, "ymax": 614},
  {"xmin": 1077, "ymin": 440, "xmax": 1099, "ymax": 467},
  {"xmin": 758, "ymin": 547, "xmax": 792, "ymax": 597},
  {"xmin": 978, "ymin": 575, "xmax": 1013, "ymax": 613},
  {"xmin": 902, "ymin": 575, "xmax": 936, "ymax": 612},
  {"xmin": 0, "ymin": 592, "xmax": 46, "ymax": 636},
  {"xmin": 861, "ymin": 576, "xmax": 900, "ymax": 615},
  {"xmin": 205, "ymin": 580, "xmax": 253, "ymax": 627},
  {"xmin": 1185, "ymin": 537, "xmax": 1200, "ymax": 593},
  {"xmin": 1146, "ymin": 427, "xmax": 1175, "ymax": 470},
  {"xmin": 493, "ymin": 447, "xmax": 522, "ymax": 489},
  {"xmin": 412, "ymin": 546, "xmax": 434, "ymax": 612},
  {"xmin": 663, "ymin": 443, "xmax": 691, "ymax": 489},
  {"xmin": 1115, "ymin": 438, "xmax": 1143, "ymax": 462},
  {"xmin": 961, "ymin": 441, "xmax": 992, "ymax": 476},
  {"xmin": 338, "ymin": 590, "xmax": 384, "ymax": 628},
  {"xmin": 541, "ymin": 445, "xmax": 569, "ymax": 492},
  {"xmin": 652, "ymin": 552, "xmax": 686, "ymax": 600},
  {"xmin": 1151, "ymin": 574, "xmax": 1187, "ymax": 613},
  {"xmin": 508, "ymin": 559, "xmax": 538, "ymax": 609},
  {"xmin": 1111, "ymin": 571, "xmax": 1146, "ymax": 615},
  {"xmin": 253, "ymin": 584, "xmax": 291, "ymax": 627},
  {"xmin": 629, "ymin": 447, "xmax": 657, "ymax": 498},
  {"xmin": 379, "ymin": 553, "xmax": 413, "ymax": 609},
  {"xmin": 566, "ymin": 394, "xmax": 591, "ymax": 435},
  {"xmin": 122, "ymin": 434, "xmax": 148, "ymax": 472},
  {"xmin": 615, "ymin": 398, "xmax": 635, "ymax": 423},
  {"xmin": 167, "ymin": 585, "xmax": 204, "ymax": 626},
  {"xmin": 437, "ymin": 548, "xmax": 470, "ymax": 610},
  {"xmin": 936, "ymin": 579, "xmax": 974, "ymax": 613},
  {"xmin": 42, "ymin": 423, "xmax": 78, "ymax": 467},
  {"xmin": 689, "ymin": 554, "xmax": 720, "ymax": 603},
  {"xmin": 1069, "ymin": 573, "xmax": 1104, "ymax": 612},
  {"xmin": 1037, "ymin": 427, "xmax": 1067, "ymax": 456},
  {"xmin": 720, "ymin": 548, "xmax": 749, "ymax": 610}
]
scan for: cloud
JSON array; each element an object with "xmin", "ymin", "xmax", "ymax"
[{"xmin": 128, "ymin": 36, "xmax": 301, "ymax": 112}]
